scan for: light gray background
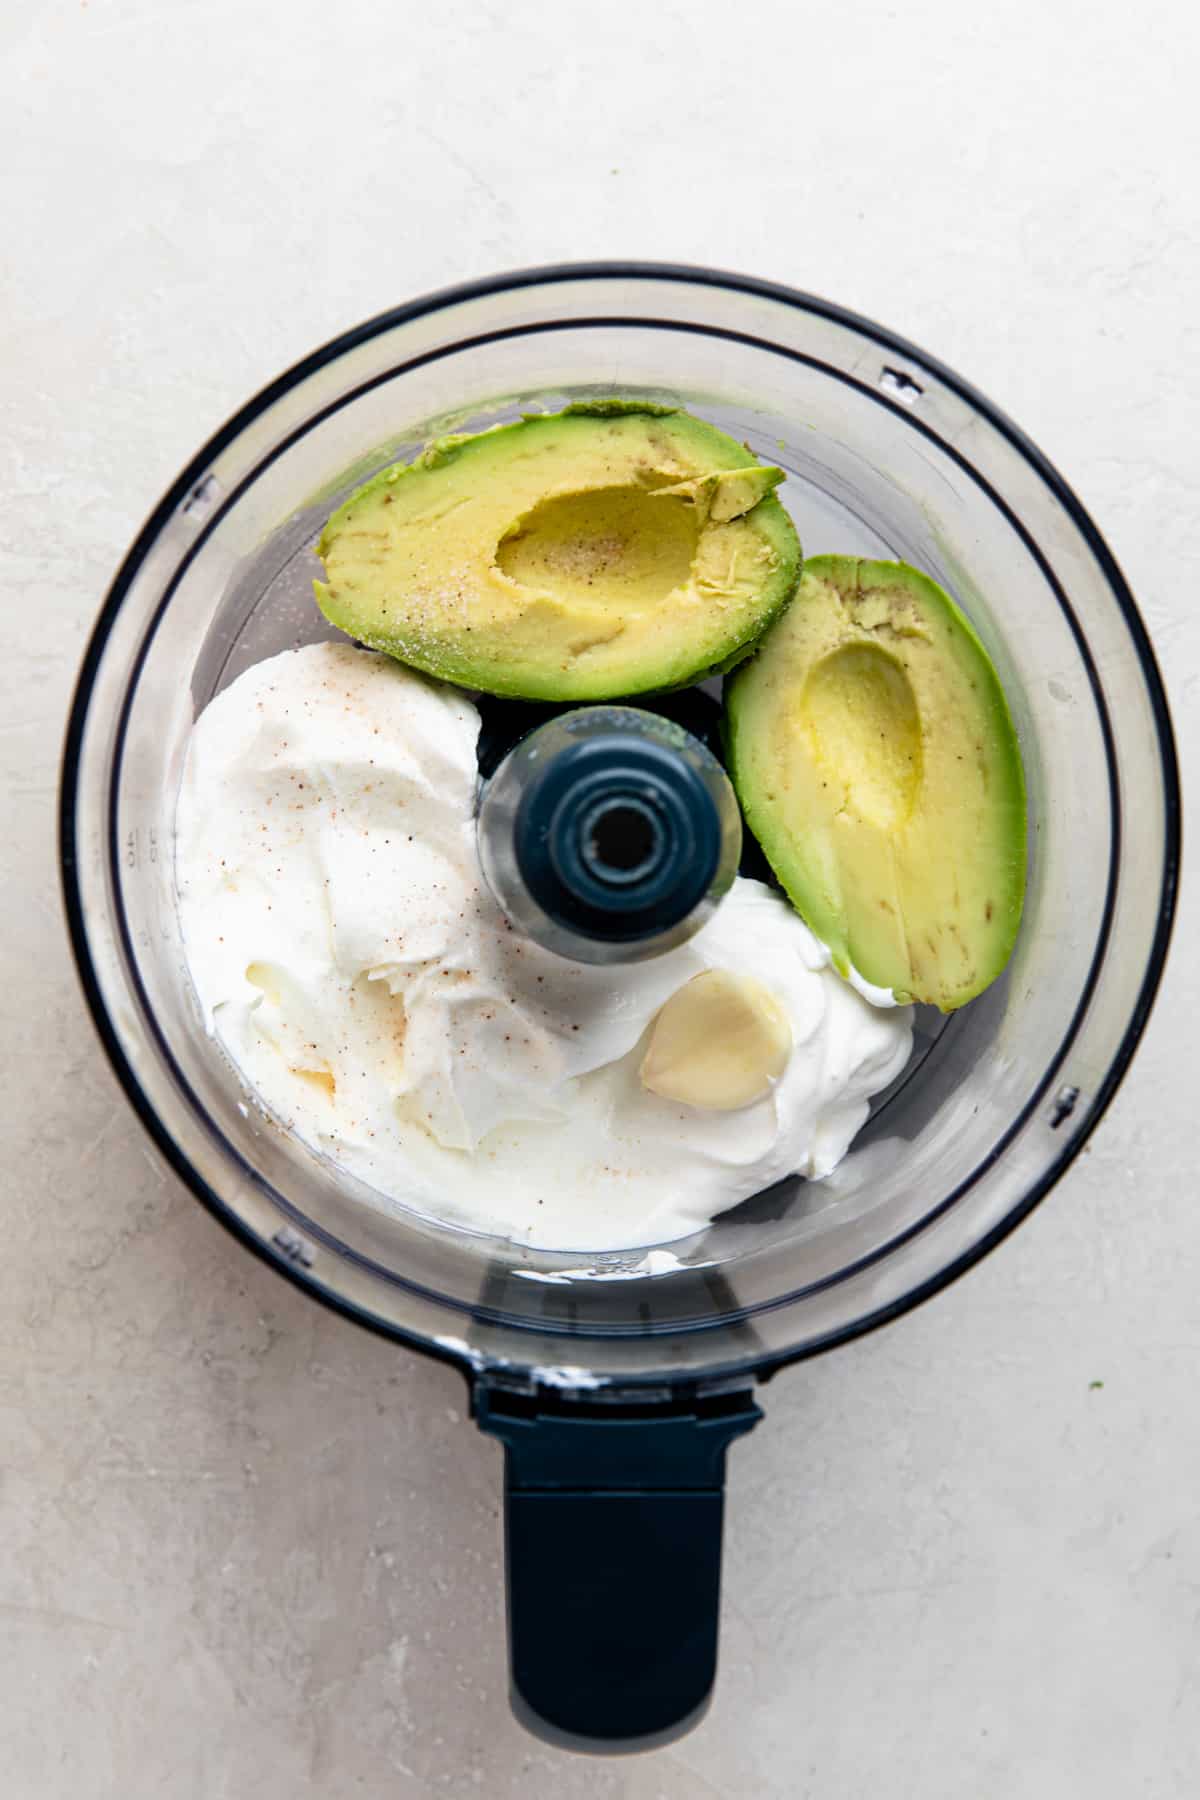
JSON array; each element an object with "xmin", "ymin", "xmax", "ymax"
[{"xmin": 3, "ymin": 2, "xmax": 1196, "ymax": 1795}]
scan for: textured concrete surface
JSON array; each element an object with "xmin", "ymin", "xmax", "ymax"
[{"xmin": 2, "ymin": 2, "xmax": 1196, "ymax": 1795}]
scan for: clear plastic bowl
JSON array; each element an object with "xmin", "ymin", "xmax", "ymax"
[{"xmin": 61, "ymin": 263, "xmax": 1180, "ymax": 1392}]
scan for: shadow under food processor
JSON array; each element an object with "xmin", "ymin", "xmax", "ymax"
[{"xmin": 59, "ymin": 264, "xmax": 1179, "ymax": 1752}]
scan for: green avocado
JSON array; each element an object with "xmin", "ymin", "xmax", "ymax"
[
  {"xmin": 724, "ymin": 555, "xmax": 1026, "ymax": 1010},
  {"xmin": 314, "ymin": 403, "xmax": 800, "ymax": 701}
]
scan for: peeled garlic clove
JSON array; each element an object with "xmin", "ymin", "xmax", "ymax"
[{"xmin": 639, "ymin": 969, "xmax": 793, "ymax": 1112}]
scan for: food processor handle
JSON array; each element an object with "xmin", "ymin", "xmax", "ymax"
[{"xmin": 474, "ymin": 1385, "xmax": 762, "ymax": 1750}]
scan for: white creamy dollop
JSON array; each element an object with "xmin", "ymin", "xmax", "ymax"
[{"xmin": 175, "ymin": 643, "xmax": 913, "ymax": 1251}]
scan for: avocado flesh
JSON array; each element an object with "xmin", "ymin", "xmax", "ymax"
[
  {"xmin": 725, "ymin": 556, "xmax": 1026, "ymax": 1010},
  {"xmin": 314, "ymin": 405, "xmax": 800, "ymax": 701}
]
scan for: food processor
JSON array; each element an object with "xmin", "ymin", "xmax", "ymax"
[{"xmin": 60, "ymin": 264, "xmax": 1179, "ymax": 1752}]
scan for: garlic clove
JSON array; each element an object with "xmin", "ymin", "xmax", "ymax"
[{"xmin": 639, "ymin": 969, "xmax": 792, "ymax": 1112}]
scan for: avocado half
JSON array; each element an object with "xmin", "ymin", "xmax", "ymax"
[
  {"xmin": 725, "ymin": 556, "xmax": 1026, "ymax": 1010},
  {"xmin": 314, "ymin": 402, "xmax": 801, "ymax": 701}
]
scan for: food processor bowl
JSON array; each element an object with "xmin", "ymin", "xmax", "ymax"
[{"xmin": 60, "ymin": 264, "xmax": 1179, "ymax": 1750}]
